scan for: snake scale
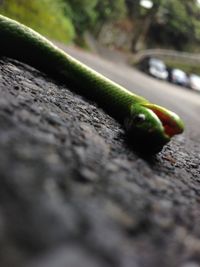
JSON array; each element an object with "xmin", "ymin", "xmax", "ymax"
[{"xmin": 0, "ymin": 15, "xmax": 184, "ymax": 153}]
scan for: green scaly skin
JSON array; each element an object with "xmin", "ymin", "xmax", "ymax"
[{"xmin": 0, "ymin": 15, "xmax": 184, "ymax": 153}]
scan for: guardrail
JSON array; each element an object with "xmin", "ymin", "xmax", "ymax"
[{"xmin": 134, "ymin": 49, "xmax": 200, "ymax": 65}]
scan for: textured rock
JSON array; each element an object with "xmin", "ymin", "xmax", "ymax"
[{"xmin": 0, "ymin": 57, "xmax": 200, "ymax": 267}]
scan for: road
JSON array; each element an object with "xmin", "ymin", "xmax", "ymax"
[{"xmin": 58, "ymin": 44, "xmax": 200, "ymax": 141}]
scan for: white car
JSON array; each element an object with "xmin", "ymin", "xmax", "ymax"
[
  {"xmin": 171, "ymin": 69, "xmax": 188, "ymax": 86},
  {"xmin": 138, "ymin": 57, "xmax": 168, "ymax": 81},
  {"xmin": 189, "ymin": 74, "xmax": 200, "ymax": 91},
  {"xmin": 148, "ymin": 58, "xmax": 168, "ymax": 80}
]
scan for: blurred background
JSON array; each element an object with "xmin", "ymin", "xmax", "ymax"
[{"xmin": 1, "ymin": 0, "xmax": 200, "ymax": 91}]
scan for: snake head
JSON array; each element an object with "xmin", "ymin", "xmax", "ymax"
[{"xmin": 124, "ymin": 103, "xmax": 184, "ymax": 153}]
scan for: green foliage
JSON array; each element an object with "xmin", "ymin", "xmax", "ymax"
[
  {"xmin": 95, "ymin": 0, "xmax": 127, "ymax": 23},
  {"xmin": 162, "ymin": 1, "xmax": 192, "ymax": 35},
  {"xmin": 62, "ymin": 0, "xmax": 126, "ymax": 36},
  {"xmin": 63, "ymin": 0, "xmax": 98, "ymax": 35},
  {"xmin": 93, "ymin": 0, "xmax": 127, "ymax": 36},
  {"xmin": 126, "ymin": 0, "xmax": 200, "ymax": 51},
  {"xmin": 0, "ymin": 0, "xmax": 75, "ymax": 42},
  {"xmin": 0, "ymin": 0, "xmax": 127, "ymax": 45},
  {"xmin": 152, "ymin": 0, "xmax": 200, "ymax": 51},
  {"xmin": 0, "ymin": 0, "xmax": 199, "ymax": 52},
  {"xmin": 193, "ymin": 20, "xmax": 200, "ymax": 41}
]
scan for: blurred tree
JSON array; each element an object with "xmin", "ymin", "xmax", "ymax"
[
  {"xmin": 125, "ymin": 0, "xmax": 200, "ymax": 51},
  {"xmin": 62, "ymin": 0, "xmax": 126, "ymax": 36},
  {"xmin": 125, "ymin": 0, "xmax": 163, "ymax": 51},
  {"xmin": 94, "ymin": 0, "xmax": 127, "ymax": 35},
  {"xmin": 62, "ymin": 0, "xmax": 98, "ymax": 35},
  {"xmin": 1, "ymin": 0, "xmax": 199, "ymax": 51},
  {"xmin": 149, "ymin": 0, "xmax": 200, "ymax": 51}
]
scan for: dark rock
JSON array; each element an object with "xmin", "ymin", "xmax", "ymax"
[{"xmin": 0, "ymin": 57, "xmax": 200, "ymax": 267}]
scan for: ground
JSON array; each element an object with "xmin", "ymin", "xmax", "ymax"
[{"xmin": 0, "ymin": 57, "xmax": 200, "ymax": 267}]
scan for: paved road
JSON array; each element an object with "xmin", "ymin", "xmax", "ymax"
[{"xmin": 58, "ymin": 44, "xmax": 200, "ymax": 141}]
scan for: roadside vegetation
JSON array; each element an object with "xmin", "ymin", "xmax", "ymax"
[
  {"xmin": 0, "ymin": 0, "xmax": 75, "ymax": 42},
  {"xmin": 1, "ymin": 0, "xmax": 199, "ymax": 53}
]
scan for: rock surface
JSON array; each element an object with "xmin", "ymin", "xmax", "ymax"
[{"xmin": 0, "ymin": 57, "xmax": 200, "ymax": 267}]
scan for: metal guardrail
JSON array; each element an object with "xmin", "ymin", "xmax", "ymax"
[{"xmin": 134, "ymin": 49, "xmax": 200, "ymax": 64}]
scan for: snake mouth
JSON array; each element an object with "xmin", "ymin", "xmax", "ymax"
[{"xmin": 142, "ymin": 103, "xmax": 184, "ymax": 138}]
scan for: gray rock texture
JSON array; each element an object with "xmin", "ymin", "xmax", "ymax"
[{"xmin": 0, "ymin": 57, "xmax": 200, "ymax": 267}]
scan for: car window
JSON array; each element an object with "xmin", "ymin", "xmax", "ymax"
[{"xmin": 149, "ymin": 59, "xmax": 166, "ymax": 70}]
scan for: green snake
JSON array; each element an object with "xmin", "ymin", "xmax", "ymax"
[{"xmin": 0, "ymin": 14, "xmax": 184, "ymax": 153}]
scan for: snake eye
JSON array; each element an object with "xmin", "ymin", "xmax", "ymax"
[
  {"xmin": 133, "ymin": 114, "xmax": 146, "ymax": 123},
  {"xmin": 124, "ymin": 113, "xmax": 146, "ymax": 130}
]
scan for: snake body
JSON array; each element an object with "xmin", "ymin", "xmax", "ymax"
[{"xmin": 0, "ymin": 15, "xmax": 184, "ymax": 152}]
